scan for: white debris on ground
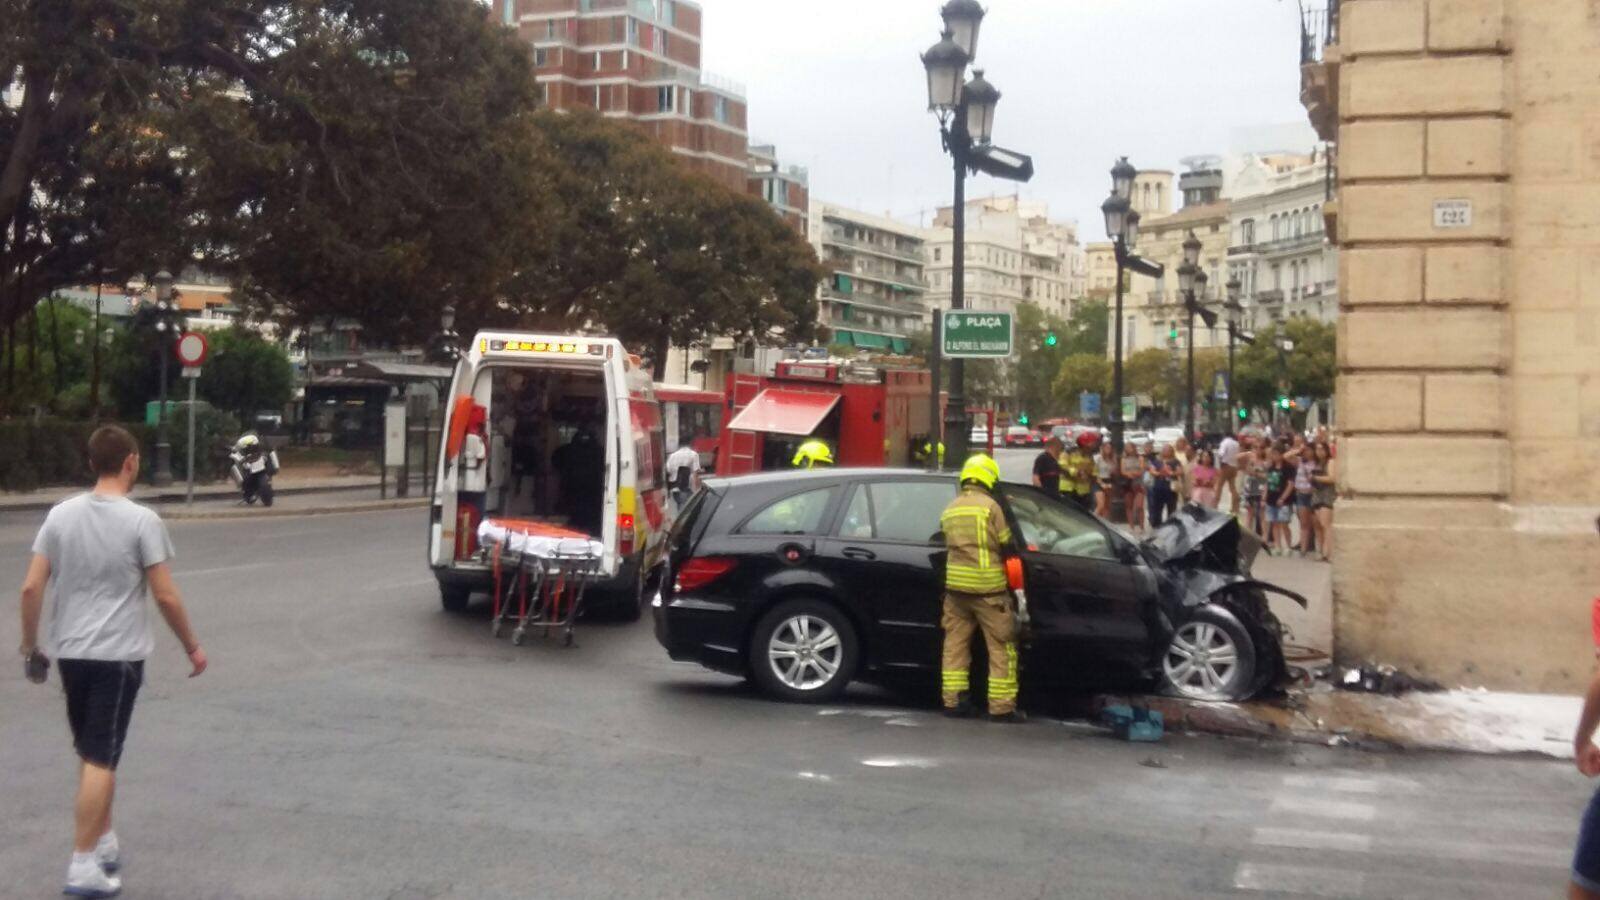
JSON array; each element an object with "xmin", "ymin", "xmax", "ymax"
[{"xmin": 1376, "ymin": 690, "xmax": 1580, "ymax": 758}]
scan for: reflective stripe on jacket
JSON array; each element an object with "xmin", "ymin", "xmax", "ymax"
[
  {"xmin": 940, "ymin": 486, "xmax": 1012, "ymax": 594},
  {"xmin": 1061, "ymin": 451, "xmax": 1094, "ymax": 495}
]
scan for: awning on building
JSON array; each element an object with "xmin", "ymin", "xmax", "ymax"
[
  {"xmin": 832, "ymin": 330, "xmax": 855, "ymax": 346},
  {"xmin": 890, "ymin": 338, "xmax": 910, "ymax": 354},
  {"xmin": 852, "ymin": 332, "xmax": 893, "ymax": 350},
  {"xmin": 725, "ymin": 389, "xmax": 840, "ymax": 436}
]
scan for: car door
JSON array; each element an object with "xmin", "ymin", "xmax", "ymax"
[
  {"xmin": 998, "ymin": 485, "xmax": 1151, "ymax": 669},
  {"xmin": 815, "ymin": 478, "xmax": 957, "ymax": 672}
]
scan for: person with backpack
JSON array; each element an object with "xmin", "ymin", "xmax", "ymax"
[{"xmin": 666, "ymin": 440, "xmax": 704, "ymax": 512}]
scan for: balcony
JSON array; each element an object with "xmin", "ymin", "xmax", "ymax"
[
  {"xmin": 821, "ymin": 230, "xmax": 926, "ymax": 266},
  {"xmin": 821, "ymin": 285, "xmax": 927, "ymax": 316},
  {"xmin": 1299, "ymin": 1, "xmax": 1340, "ymax": 142},
  {"xmin": 1255, "ymin": 232, "xmax": 1328, "ymax": 257},
  {"xmin": 1254, "ymin": 288, "xmax": 1286, "ymax": 306},
  {"xmin": 828, "ymin": 263, "xmax": 928, "ymax": 292}
]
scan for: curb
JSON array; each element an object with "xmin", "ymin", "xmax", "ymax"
[
  {"xmin": 0, "ymin": 480, "xmax": 430, "ymax": 515},
  {"xmin": 162, "ymin": 498, "xmax": 429, "ymax": 521}
]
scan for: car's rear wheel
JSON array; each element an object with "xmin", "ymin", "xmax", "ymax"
[
  {"xmin": 1160, "ymin": 606, "xmax": 1257, "ymax": 701},
  {"xmin": 749, "ymin": 599, "xmax": 858, "ymax": 703}
]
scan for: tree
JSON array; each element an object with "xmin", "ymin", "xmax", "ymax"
[
  {"xmin": 1051, "ymin": 353, "xmax": 1111, "ymax": 409},
  {"xmin": 197, "ymin": 326, "xmax": 293, "ymax": 421},
  {"xmin": 1012, "ymin": 301, "xmax": 1073, "ymax": 419},
  {"xmin": 505, "ymin": 111, "xmax": 821, "ymax": 379},
  {"xmin": 1060, "ymin": 298, "xmax": 1109, "ymax": 357},
  {"xmin": 1233, "ymin": 318, "xmax": 1336, "ymax": 411}
]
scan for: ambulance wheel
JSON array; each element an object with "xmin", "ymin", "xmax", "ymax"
[
  {"xmin": 439, "ymin": 584, "xmax": 471, "ymax": 613},
  {"xmin": 596, "ymin": 565, "xmax": 650, "ymax": 623},
  {"xmin": 749, "ymin": 598, "xmax": 858, "ymax": 703}
]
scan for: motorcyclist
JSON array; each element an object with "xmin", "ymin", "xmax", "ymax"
[{"xmin": 229, "ymin": 432, "xmax": 279, "ymax": 506}]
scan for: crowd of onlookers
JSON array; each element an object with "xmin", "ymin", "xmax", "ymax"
[{"xmin": 1032, "ymin": 425, "xmax": 1339, "ymax": 561}]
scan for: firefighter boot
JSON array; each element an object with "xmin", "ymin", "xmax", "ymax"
[{"xmin": 943, "ymin": 692, "xmax": 980, "ymax": 718}]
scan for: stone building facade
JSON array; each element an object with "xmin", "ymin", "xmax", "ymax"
[{"xmin": 1302, "ymin": 0, "xmax": 1600, "ymax": 691}]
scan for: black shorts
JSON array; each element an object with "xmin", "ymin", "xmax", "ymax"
[{"xmin": 59, "ymin": 659, "xmax": 143, "ymax": 769}]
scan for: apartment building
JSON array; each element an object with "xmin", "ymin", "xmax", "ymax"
[
  {"xmin": 812, "ymin": 203, "xmax": 930, "ymax": 353},
  {"xmin": 1225, "ymin": 150, "xmax": 1338, "ymax": 331},
  {"xmin": 923, "ymin": 196, "xmax": 1082, "ymax": 322},
  {"xmin": 492, "ymin": 0, "xmax": 750, "ymax": 191},
  {"xmin": 747, "ymin": 143, "xmax": 809, "ymax": 235}
]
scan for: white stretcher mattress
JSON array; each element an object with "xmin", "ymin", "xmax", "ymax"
[{"xmin": 477, "ymin": 519, "xmax": 604, "ymax": 560}]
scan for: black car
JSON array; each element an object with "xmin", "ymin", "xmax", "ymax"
[{"xmin": 653, "ymin": 468, "xmax": 1307, "ymax": 704}]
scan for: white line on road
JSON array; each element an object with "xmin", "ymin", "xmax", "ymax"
[
  {"xmin": 174, "ymin": 561, "xmax": 279, "ymax": 578},
  {"xmin": 1281, "ymin": 774, "xmax": 1417, "ymax": 795},
  {"xmin": 1269, "ymin": 795, "xmax": 1377, "ymax": 821},
  {"xmin": 1233, "ymin": 862, "xmax": 1363, "ymax": 897},
  {"xmin": 1252, "ymin": 826, "xmax": 1373, "ymax": 853}
]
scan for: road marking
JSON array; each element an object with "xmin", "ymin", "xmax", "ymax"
[
  {"xmin": 1252, "ymin": 826, "xmax": 1373, "ymax": 853},
  {"xmin": 175, "ymin": 561, "xmax": 278, "ymax": 577},
  {"xmin": 796, "ymin": 771, "xmax": 833, "ymax": 782},
  {"xmin": 860, "ymin": 757, "xmax": 937, "ymax": 769},
  {"xmin": 1281, "ymin": 774, "xmax": 1415, "ymax": 795},
  {"xmin": 1234, "ymin": 862, "xmax": 1362, "ymax": 897},
  {"xmin": 1269, "ymin": 795, "xmax": 1377, "ymax": 821}
]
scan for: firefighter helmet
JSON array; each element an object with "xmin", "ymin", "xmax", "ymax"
[
  {"xmin": 792, "ymin": 439, "xmax": 835, "ymax": 468},
  {"xmin": 958, "ymin": 453, "xmax": 1001, "ymax": 491}
]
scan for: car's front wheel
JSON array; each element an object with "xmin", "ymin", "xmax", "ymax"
[
  {"xmin": 1160, "ymin": 606, "xmax": 1257, "ymax": 702},
  {"xmin": 748, "ymin": 599, "xmax": 858, "ymax": 703}
]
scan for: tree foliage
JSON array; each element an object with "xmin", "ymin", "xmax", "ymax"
[
  {"xmin": 1232, "ymin": 318, "xmax": 1336, "ymax": 411},
  {"xmin": 197, "ymin": 326, "xmax": 293, "ymax": 420},
  {"xmin": 1060, "ymin": 298, "xmax": 1108, "ymax": 357},
  {"xmin": 1052, "ymin": 353, "xmax": 1111, "ymax": 408},
  {"xmin": 1012, "ymin": 301, "xmax": 1074, "ymax": 419}
]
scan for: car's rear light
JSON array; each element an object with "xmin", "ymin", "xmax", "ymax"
[
  {"xmin": 618, "ymin": 513, "xmax": 636, "ymax": 556},
  {"xmin": 675, "ymin": 556, "xmax": 736, "ymax": 593}
]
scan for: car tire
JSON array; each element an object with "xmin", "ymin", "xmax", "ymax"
[
  {"xmin": 440, "ymin": 583, "xmax": 472, "ymax": 613},
  {"xmin": 748, "ymin": 598, "xmax": 858, "ymax": 703},
  {"xmin": 1160, "ymin": 605, "xmax": 1257, "ymax": 702}
]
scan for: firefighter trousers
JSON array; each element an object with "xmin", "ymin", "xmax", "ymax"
[{"xmin": 940, "ymin": 590, "xmax": 1019, "ymax": 715}]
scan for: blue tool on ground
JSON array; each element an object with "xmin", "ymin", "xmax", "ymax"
[{"xmin": 1100, "ymin": 704, "xmax": 1165, "ymax": 742}]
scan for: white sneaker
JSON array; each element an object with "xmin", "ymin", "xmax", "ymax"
[
  {"xmin": 64, "ymin": 853, "xmax": 121, "ymax": 897},
  {"xmin": 95, "ymin": 831, "xmax": 120, "ymax": 873}
]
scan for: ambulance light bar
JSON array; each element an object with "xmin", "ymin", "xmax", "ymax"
[{"xmin": 482, "ymin": 339, "xmax": 607, "ymax": 357}]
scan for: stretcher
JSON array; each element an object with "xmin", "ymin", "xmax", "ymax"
[{"xmin": 477, "ymin": 518, "xmax": 605, "ymax": 648}]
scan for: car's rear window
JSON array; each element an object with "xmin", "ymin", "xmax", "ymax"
[{"xmin": 738, "ymin": 486, "xmax": 837, "ymax": 536}]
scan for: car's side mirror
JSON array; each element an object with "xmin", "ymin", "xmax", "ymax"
[{"xmin": 929, "ymin": 530, "xmax": 946, "ymax": 546}]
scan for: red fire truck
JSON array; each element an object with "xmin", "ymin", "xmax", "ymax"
[{"xmin": 717, "ymin": 360, "xmax": 940, "ymax": 474}]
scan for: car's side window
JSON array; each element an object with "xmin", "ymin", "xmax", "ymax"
[
  {"xmin": 1004, "ymin": 489, "xmax": 1116, "ymax": 560},
  {"xmin": 741, "ymin": 487, "xmax": 836, "ymax": 536},
  {"xmin": 838, "ymin": 485, "xmax": 874, "ymax": 538},
  {"xmin": 869, "ymin": 481, "xmax": 958, "ymax": 544}
]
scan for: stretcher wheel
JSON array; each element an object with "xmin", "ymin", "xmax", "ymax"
[
  {"xmin": 491, "ymin": 621, "xmax": 503, "ymax": 639},
  {"xmin": 562, "ymin": 632, "xmax": 575, "ymax": 648},
  {"xmin": 511, "ymin": 629, "xmax": 526, "ymax": 646}
]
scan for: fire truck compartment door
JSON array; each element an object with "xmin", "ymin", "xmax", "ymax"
[{"xmin": 725, "ymin": 389, "xmax": 841, "ymax": 436}]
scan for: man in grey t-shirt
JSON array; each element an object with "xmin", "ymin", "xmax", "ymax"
[{"xmin": 19, "ymin": 425, "xmax": 207, "ymax": 898}]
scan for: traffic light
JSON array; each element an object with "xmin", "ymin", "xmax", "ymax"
[
  {"xmin": 1237, "ymin": 406, "xmax": 1249, "ymax": 421},
  {"xmin": 1277, "ymin": 395, "xmax": 1291, "ymax": 410},
  {"xmin": 1044, "ymin": 331, "xmax": 1058, "ymax": 347},
  {"xmin": 1168, "ymin": 324, "xmax": 1179, "ymax": 341},
  {"xmin": 1018, "ymin": 412, "xmax": 1030, "ymax": 426}
]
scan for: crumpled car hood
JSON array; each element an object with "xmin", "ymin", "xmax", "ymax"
[{"xmin": 1141, "ymin": 503, "xmax": 1260, "ymax": 573}]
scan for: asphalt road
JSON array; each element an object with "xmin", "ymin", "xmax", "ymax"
[{"xmin": 0, "ymin": 503, "xmax": 1587, "ymax": 899}]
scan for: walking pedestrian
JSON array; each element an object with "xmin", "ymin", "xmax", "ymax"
[
  {"xmin": 17, "ymin": 425, "xmax": 207, "ymax": 898},
  {"xmin": 1120, "ymin": 442, "xmax": 1146, "ymax": 534},
  {"xmin": 1309, "ymin": 441, "xmax": 1337, "ymax": 561},
  {"xmin": 938, "ymin": 454, "xmax": 1023, "ymax": 723},
  {"xmin": 1031, "ymin": 437, "xmax": 1064, "ymax": 495},
  {"xmin": 1216, "ymin": 431, "xmax": 1242, "ymax": 515},
  {"xmin": 1569, "ymin": 516, "xmax": 1600, "ymax": 899},
  {"xmin": 1190, "ymin": 449, "xmax": 1220, "ymax": 509}
]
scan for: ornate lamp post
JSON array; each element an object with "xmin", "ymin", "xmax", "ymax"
[
  {"xmin": 148, "ymin": 270, "xmax": 181, "ymax": 486},
  {"xmin": 1101, "ymin": 158, "xmax": 1161, "ymax": 523},
  {"xmin": 1223, "ymin": 276, "xmax": 1251, "ymax": 426}
]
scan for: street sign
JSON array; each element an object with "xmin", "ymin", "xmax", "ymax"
[
  {"xmin": 941, "ymin": 310, "xmax": 1013, "ymax": 358},
  {"xmin": 175, "ymin": 331, "xmax": 209, "ymax": 367},
  {"xmin": 181, "ymin": 366, "xmax": 202, "ymax": 380},
  {"xmin": 1079, "ymin": 392, "xmax": 1101, "ymax": 418},
  {"xmin": 1121, "ymin": 395, "xmax": 1138, "ymax": 423},
  {"xmin": 1212, "ymin": 370, "xmax": 1229, "ymax": 401},
  {"xmin": 1433, "ymin": 199, "xmax": 1472, "ymax": 229}
]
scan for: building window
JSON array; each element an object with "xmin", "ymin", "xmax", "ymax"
[
  {"xmin": 627, "ymin": 17, "xmax": 638, "ymax": 44},
  {"xmin": 592, "ymin": 85, "xmax": 602, "ymax": 108},
  {"xmin": 713, "ymin": 95, "xmax": 728, "ymax": 124},
  {"xmin": 533, "ymin": 47, "xmax": 548, "ymax": 66},
  {"xmin": 503, "ymin": 0, "xmax": 515, "ymax": 25},
  {"xmin": 657, "ymin": 85, "xmax": 674, "ymax": 112},
  {"xmin": 1241, "ymin": 219, "xmax": 1254, "ymax": 245},
  {"xmin": 933, "ymin": 248, "xmax": 941, "ymax": 262}
]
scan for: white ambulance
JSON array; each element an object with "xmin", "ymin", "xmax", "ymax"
[{"xmin": 428, "ymin": 332, "xmax": 669, "ymax": 620}]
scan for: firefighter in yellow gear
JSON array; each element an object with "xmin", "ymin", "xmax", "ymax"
[
  {"xmin": 791, "ymin": 439, "xmax": 835, "ymax": 469},
  {"xmin": 1060, "ymin": 432, "xmax": 1096, "ymax": 511},
  {"xmin": 938, "ymin": 453, "xmax": 1023, "ymax": 722},
  {"xmin": 911, "ymin": 437, "xmax": 946, "ymax": 469}
]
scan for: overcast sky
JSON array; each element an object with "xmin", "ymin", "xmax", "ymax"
[{"xmin": 701, "ymin": 0, "xmax": 1317, "ymax": 234}]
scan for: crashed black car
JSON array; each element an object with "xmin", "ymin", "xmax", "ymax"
[{"xmin": 653, "ymin": 469, "xmax": 1307, "ymax": 704}]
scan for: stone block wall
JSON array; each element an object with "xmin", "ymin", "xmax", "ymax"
[{"xmin": 1330, "ymin": 0, "xmax": 1600, "ymax": 691}]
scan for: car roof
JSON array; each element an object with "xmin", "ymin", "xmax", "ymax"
[{"xmin": 704, "ymin": 467, "xmax": 953, "ymax": 490}]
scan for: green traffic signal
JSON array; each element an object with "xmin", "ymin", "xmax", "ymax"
[
  {"xmin": 1238, "ymin": 406, "xmax": 1249, "ymax": 420},
  {"xmin": 1277, "ymin": 396, "xmax": 1291, "ymax": 410},
  {"xmin": 1044, "ymin": 332, "xmax": 1058, "ymax": 347},
  {"xmin": 1018, "ymin": 413, "xmax": 1030, "ymax": 425}
]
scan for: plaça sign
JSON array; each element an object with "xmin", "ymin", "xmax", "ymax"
[{"xmin": 941, "ymin": 310, "xmax": 1013, "ymax": 358}]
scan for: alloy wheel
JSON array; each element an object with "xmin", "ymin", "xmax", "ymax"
[
  {"xmin": 767, "ymin": 614, "xmax": 843, "ymax": 692},
  {"xmin": 1163, "ymin": 620, "xmax": 1244, "ymax": 700}
]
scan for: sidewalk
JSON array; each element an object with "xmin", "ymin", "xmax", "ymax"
[
  {"xmin": 1101, "ymin": 688, "xmax": 1580, "ymax": 759},
  {"xmin": 0, "ymin": 473, "xmax": 430, "ymax": 517}
]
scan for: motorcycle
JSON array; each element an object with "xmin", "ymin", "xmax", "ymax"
[{"xmin": 228, "ymin": 434, "xmax": 279, "ymax": 507}]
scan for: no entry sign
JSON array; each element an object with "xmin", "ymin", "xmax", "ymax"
[{"xmin": 175, "ymin": 331, "xmax": 209, "ymax": 367}]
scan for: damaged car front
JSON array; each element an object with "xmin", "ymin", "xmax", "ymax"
[{"xmin": 1140, "ymin": 505, "xmax": 1310, "ymax": 701}]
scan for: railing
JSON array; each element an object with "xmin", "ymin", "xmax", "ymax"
[
  {"xmin": 821, "ymin": 284, "xmax": 927, "ymax": 314},
  {"xmin": 821, "ymin": 230, "xmax": 926, "ymax": 265},
  {"xmin": 700, "ymin": 71, "xmax": 747, "ymax": 100},
  {"xmin": 1300, "ymin": 0, "xmax": 1339, "ymax": 65},
  {"xmin": 1254, "ymin": 288, "xmax": 1286, "ymax": 305},
  {"xmin": 1255, "ymin": 232, "xmax": 1327, "ymax": 255}
]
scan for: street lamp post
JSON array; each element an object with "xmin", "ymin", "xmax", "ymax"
[
  {"xmin": 1223, "ymin": 276, "xmax": 1248, "ymax": 427},
  {"xmin": 150, "ymin": 270, "xmax": 179, "ymax": 486},
  {"xmin": 921, "ymin": 2, "xmax": 996, "ymax": 469},
  {"xmin": 1100, "ymin": 157, "xmax": 1145, "ymax": 524},
  {"xmin": 1176, "ymin": 231, "xmax": 1217, "ymax": 441}
]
